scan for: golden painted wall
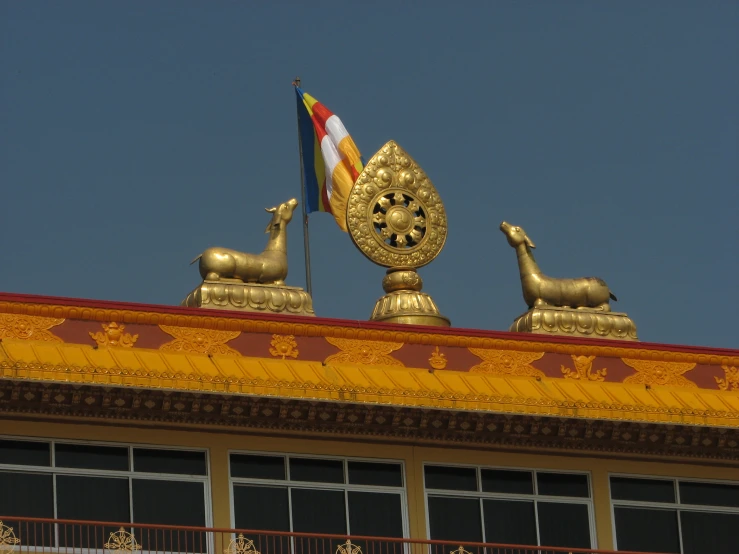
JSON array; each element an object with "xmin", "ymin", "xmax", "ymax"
[{"xmin": 3, "ymin": 419, "xmax": 738, "ymax": 550}]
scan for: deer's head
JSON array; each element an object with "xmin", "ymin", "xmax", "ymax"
[
  {"xmin": 500, "ymin": 221, "xmax": 536, "ymax": 250},
  {"xmin": 265, "ymin": 198, "xmax": 299, "ymax": 233}
]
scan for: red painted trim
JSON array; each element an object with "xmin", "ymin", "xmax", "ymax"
[{"xmin": 0, "ymin": 291, "xmax": 736, "ymax": 356}]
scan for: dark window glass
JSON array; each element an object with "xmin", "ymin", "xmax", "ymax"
[
  {"xmin": 132, "ymin": 479, "xmax": 206, "ymax": 552},
  {"xmin": 56, "ymin": 475, "xmax": 130, "ymax": 548},
  {"xmin": 348, "ymin": 492, "xmax": 403, "ymax": 537},
  {"xmin": 537, "ymin": 472, "xmax": 589, "ymax": 498},
  {"xmin": 681, "ymin": 510, "xmax": 739, "ymax": 554},
  {"xmin": 290, "ymin": 458, "xmax": 344, "ymax": 484},
  {"xmin": 348, "ymin": 462, "xmax": 403, "ymax": 487},
  {"xmin": 0, "ymin": 471, "xmax": 54, "ymax": 546},
  {"xmin": 481, "ymin": 469, "xmax": 533, "ymax": 495},
  {"xmin": 55, "ymin": 443, "xmax": 129, "ymax": 471},
  {"xmin": 483, "ymin": 499, "xmax": 536, "ymax": 545},
  {"xmin": 614, "ymin": 507, "xmax": 680, "ymax": 553},
  {"xmin": 233, "ymin": 485, "xmax": 290, "ymax": 531},
  {"xmin": 537, "ymin": 502, "xmax": 591, "ymax": 548},
  {"xmin": 424, "ymin": 465, "xmax": 477, "ymax": 491},
  {"xmin": 291, "ymin": 488, "xmax": 347, "ymax": 533},
  {"xmin": 0, "ymin": 440, "xmax": 50, "ymax": 467},
  {"xmin": 230, "ymin": 454, "xmax": 285, "ymax": 480},
  {"xmin": 611, "ymin": 476, "xmax": 675, "ymax": 503},
  {"xmin": 427, "ymin": 496, "xmax": 482, "ymax": 542},
  {"xmin": 133, "ymin": 448, "xmax": 207, "ymax": 476},
  {"xmin": 679, "ymin": 481, "xmax": 739, "ymax": 508}
]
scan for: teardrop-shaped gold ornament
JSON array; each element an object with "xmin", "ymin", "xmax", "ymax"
[
  {"xmin": 346, "ymin": 141, "xmax": 447, "ymax": 268},
  {"xmin": 346, "ymin": 141, "xmax": 450, "ymax": 327}
]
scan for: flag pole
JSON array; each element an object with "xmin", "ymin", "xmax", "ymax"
[{"xmin": 293, "ymin": 77, "xmax": 313, "ymax": 296}]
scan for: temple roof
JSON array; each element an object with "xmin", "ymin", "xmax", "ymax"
[{"xmin": 1, "ymin": 292, "xmax": 738, "ymax": 461}]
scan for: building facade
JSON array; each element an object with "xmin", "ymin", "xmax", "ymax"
[{"xmin": 1, "ymin": 292, "xmax": 738, "ymax": 554}]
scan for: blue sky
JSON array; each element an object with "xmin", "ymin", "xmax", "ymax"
[{"xmin": 1, "ymin": 2, "xmax": 737, "ymax": 348}]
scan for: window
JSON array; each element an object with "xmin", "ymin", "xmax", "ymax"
[
  {"xmin": 230, "ymin": 452, "xmax": 407, "ymax": 552},
  {"xmin": 424, "ymin": 464, "xmax": 594, "ymax": 550},
  {"xmin": 0, "ymin": 437, "xmax": 210, "ymax": 551},
  {"xmin": 610, "ymin": 475, "xmax": 739, "ymax": 554}
]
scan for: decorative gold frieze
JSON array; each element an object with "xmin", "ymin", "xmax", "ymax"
[
  {"xmin": 716, "ymin": 366, "xmax": 739, "ymax": 391},
  {"xmin": 325, "ymin": 337, "xmax": 404, "ymax": 367},
  {"xmin": 429, "ymin": 346, "xmax": 447, "ymax": 369},
  {"xmin": 90, "ymin": 322, "xmax": 138, "ymax": 348},
  {"xmin": 159, "ymin": 325, "xmax": 241, "ymax": 356},
  {"xmin": 561, "ymin": 355, "xmax": 607, "ymax": 381},
  {"xmin": 0, "ymin": 314, "xmax": 63, "ymax": 342},
  {"xmin": 622, "ymin": 359, "xmax": 697, "ymax": 388},
  {"xmin": 469, "ymin": 349, "xmax": 545, "ymax": 377},
  {"xmin": 104, "ymin": 527, "xmax": 140, "ymax": 553},
  {"xmin": 269, "ymin": 334, "xmax": 298, "ymax": 359},
  {"xmin": 0, "ymin": 521, "xmax": 20, "ymax": 554},
  {"xmin": 224, "ymin": 534, "xmax": 260, "ymax": 554}
]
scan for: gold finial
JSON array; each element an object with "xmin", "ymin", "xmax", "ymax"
[
  {"xmin": 104, "ymin": 527, "xmax": 141, "ymax": 553},
  {"xmin": 500, "ymin": 221, "xmax": 638, "ymax": 341},
  {"xmin": 224, "ymin": 534, "xmax": 260, "ymax": 554},
  {"xmin": 347, "ymin": 141, "xmax": 449, "ymax": 326},
  {"xmin": 0, "ymin": 521, "xmax": 20, "ymax": 554},
  {"xmin": 182, "ymin": 198, "xmax": 315, "ymax": 316}
]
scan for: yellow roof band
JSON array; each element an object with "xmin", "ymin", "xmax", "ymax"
[{"xmin": 2, "ymin": 339, "xmax": 738, "ymax": 427}]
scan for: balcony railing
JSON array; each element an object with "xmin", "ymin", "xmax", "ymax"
[{"xmin": 0, "ymin": 517, "xmax": 660, "ymax": 554}]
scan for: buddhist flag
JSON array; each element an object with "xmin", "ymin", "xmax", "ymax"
[{"xmin": 295, "ymin": 86, "xmax": 363, "ymax": 231}]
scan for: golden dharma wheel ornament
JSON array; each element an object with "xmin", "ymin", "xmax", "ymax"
[
  {"xmin": 347, "ymin": 141, "xmax": 450, "ymax": 327},
  {"xmin": 347, "ymin": 141, "xmax": 447, "ymax": 268}
]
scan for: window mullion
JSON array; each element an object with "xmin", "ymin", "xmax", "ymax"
[
  {"xmin": 478, "ymin": 497, "xmax": 486, "ymax": 544},
  {"xmin": 676, "ymin": 509, "xmax": 685, "ymax": 554},
  {"xmin": 533, "ymin": 500, "xmax": 541, "ymax": 547}
]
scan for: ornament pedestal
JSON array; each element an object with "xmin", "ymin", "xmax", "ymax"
[
  {"xmin": 510, "ymin": 306, "xmax": 637, "ymax": 341},
  {"xmin": 181, "ymin": 280, "xmax": 315, "ymax": 316}
]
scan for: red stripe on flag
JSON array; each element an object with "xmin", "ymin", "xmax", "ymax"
[
  {"xmin": 310, "ymin": 101, "xmax": 335, "ymax": 129},
  {"xmin": 321, "ymin": 179, "xmax": 332, "ymax": 214}
]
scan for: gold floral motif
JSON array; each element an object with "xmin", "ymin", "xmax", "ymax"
[
  {"xmin": 336, "ymin": 541, "xmax": 362, "ymax": 554},
  {"xmin": 90, "ymin": 322, "xmax": 138, "ymax": 348},
  {"xmin": 429, "ymin": 346, "xmax": 447, "ymax": 369},
  {"xmin": 0, "ymin": 314, "xmax": 63, "ymax": 342},
  {"xmin": 0, "ymin": 521, "xmax": 20, "ymax": 554},
  {"xmin": 325, "ymin": 337, "xmax": 404, "ymax": 367},
  {"xmin": 223, "ymin": 534, "xmax": 260, "ymax": 554},
  {"xmin": 716, "ymin": 366, "xmax": 739, "ymax": 391},
  {"xmin": 159, "ymin": 325, "xmax": 241, "ymax": 356},
  {"xmin": 561, "ymin": 355, "xmax": 607, "ymax": 381},
  {"xmin": 622, "ymin": 359, "xmax": 697, "ymax": 388},
  {"xmin": 469, "ymin": 348, "xmax": 545, "ymax": 377},
  {"xmin": 104, "ymin": 527, "xmax": 141, "ymax": 553},
  {"xmin": 269, "ymin": 334, "xmax": 298, "ymax": 359}
]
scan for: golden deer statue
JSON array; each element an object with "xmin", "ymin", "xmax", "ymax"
[
  {"xmin": 191, "ymin": 198, "xmax": 298, "ymax": 285},
  {"xmin": 500, "ymin": 221, "xmax": 617, "ymax": 312}
]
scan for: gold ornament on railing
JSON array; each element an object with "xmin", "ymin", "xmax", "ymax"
[
  {"xmin": 449, "ymin": 547, "xmax": 472, "ymax": 554},
  {"xmin": 335, "ymin": 540, "xmax": 362, "ymax": 554},
  {"xmin": 104, "ymin": 527, "xmax": 141, "ymax": 553},
  {"xmin": 0, "ymin": 521, "xmax": 21, "ymax": 554},
  {"xmin": 224, "ymin": 534, "xmax": 260, "ymax": 554}
]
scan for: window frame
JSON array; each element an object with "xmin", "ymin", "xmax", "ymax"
[
  {"xmin": 608, "ymin": 472, "xmax": 739, "ymax": 553},
  {"xmin": 0, "ymin": 434, "xmax": 213, "ymax": 551},
  {"xmin": 422, "ymin": 461, "xmax": 596, "ymax": 549},
  {"xmin": 228, "ymin": 449, "xmax": 409, "ymax": 537}
]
